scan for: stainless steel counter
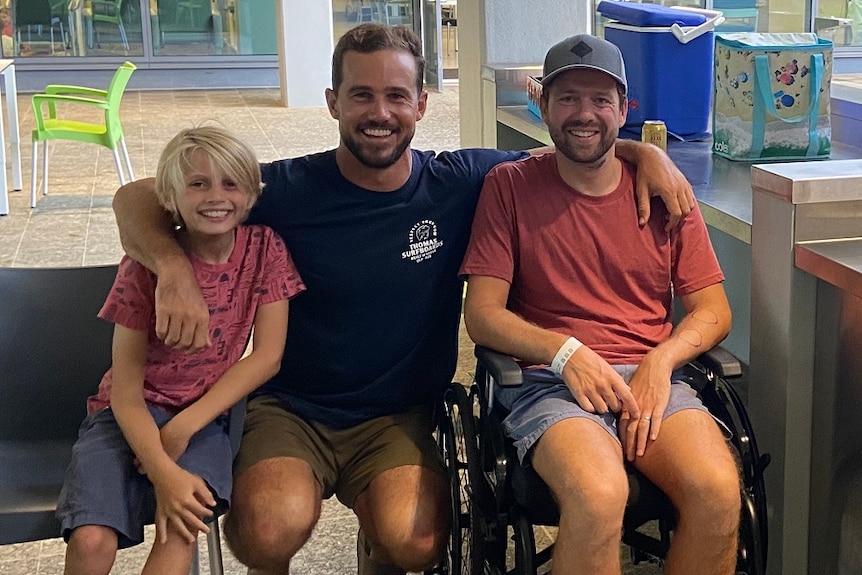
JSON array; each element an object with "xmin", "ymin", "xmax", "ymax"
[
  {"xmin": 748, "ymin": 162, "xmax": 862, "ymax": 575},
  {"xmin": 753, "ymin": 159, "xmax": 862, "ymax": 301},
  {"xmin": 796, "ymin": 239, "xmax": 862, "ymax": 299}
]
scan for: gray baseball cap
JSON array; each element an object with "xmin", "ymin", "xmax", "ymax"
[{"xmin": 541, "ymin": 34, "xmax": 627, "ymax": 95}]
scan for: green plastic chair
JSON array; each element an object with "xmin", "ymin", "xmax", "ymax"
[{"xmin": 30, "ymin": 61, "xmax": 136, "ymax": 208}]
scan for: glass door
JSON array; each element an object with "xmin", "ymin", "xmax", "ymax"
[
  {"xmin": 420, "ymin": 0, "xmax": 441, "ymax": 90},
  {"xmin": 152, "ymin": 0, "xmax": 275, "ymax": 56}
]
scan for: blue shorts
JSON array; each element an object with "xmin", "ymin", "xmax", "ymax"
[
  {"xmin": 56, "ymin": 404, "xmax": 232, "ymax": 549},
  {"xmin": 496, "ymin": 364, "xmax": 719, "ymax": 464}
]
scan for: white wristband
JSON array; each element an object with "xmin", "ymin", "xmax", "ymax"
[{"xmin": 550, "ymin": 337, "xmax": 583, "ymax": 375}]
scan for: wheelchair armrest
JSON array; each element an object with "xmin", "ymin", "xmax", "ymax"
[
  {"xmin": 475, "ymin": 345, "xmax": 524, "ymax": 387},
  {"xmin": 475, "ymin": 344, "xmax": 742, "ymax": 387},
  {"xmin": 695, "ymin": 346, "xmax": 742, "ymax": 379}
]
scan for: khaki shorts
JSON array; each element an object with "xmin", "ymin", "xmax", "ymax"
[{"xmin": 234, "ymin": 395, "xmax": 447, "ymax": 508}]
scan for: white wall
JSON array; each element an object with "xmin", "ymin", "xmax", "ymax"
[
  {"xmin": 277, "ymin": 0, "xmax": 334, "ymax": 107},
  {"xmin": 459, "ymin": 0, "xmax": 591, "ymax": 147}
]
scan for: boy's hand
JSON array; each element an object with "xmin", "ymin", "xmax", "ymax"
[{"xmin": 151, "ymin": 465, "xmax": 215, "ymax": 544}]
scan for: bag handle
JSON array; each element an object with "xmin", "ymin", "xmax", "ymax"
[{"xmin": 751, "ymin": 53, "xmax": 824, "ymax": 158}]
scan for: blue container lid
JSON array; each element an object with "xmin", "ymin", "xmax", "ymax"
[{"xmin": 597, "ymin": 1, "xmax": 707, "ymax": 27}]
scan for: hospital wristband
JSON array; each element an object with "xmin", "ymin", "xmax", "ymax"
[{"xmin": 550, "ymin": 337, "xmax": 583, "ymax": 376}]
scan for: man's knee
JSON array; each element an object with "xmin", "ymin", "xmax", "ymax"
[
  {"xmin": 224, "ymin": 459, "xmax": 322, "ymax": 569},
  {"xmin": 559, "ymin": 468, "xmax": 629, "ymax": 529},
  {"xmin": 225, "ymin": 506, "xmax": 317, "ymax": 566},
  {"xmin": 366, "ymin": 521, "xmax": 448, "ymax": 571},
  {"xmin": 532, "ymin": 420, "xmax": 629, "ymax": 538},
  {"xmin": 356, "ymin": 466, "xmax": 450, "ymax": 571},
  {"xmin": 677, "ymin": 445, "xmax": 741, "ymax": 531}
]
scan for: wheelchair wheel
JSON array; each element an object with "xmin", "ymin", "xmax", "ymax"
[
  {"xmin": 690, "ymin": 371, "xmax": 768, "ymax": 575},
  {"xmin": 736, "ymin": 489, "xmax": 766, "ymax": 575},
  {"xmin": 710, "ymin": 379, "xmax": 769, "ymax": 575},
  {"xmin": 440, "ymin": 383, "xmax": 486, "ymax": 575},
  {"xmin": 510, "ymin": 507, "xmax": 537, "ymax": 575}
]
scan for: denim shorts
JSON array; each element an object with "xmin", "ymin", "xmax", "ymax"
[
  {"xmin": 496, "ymin": 364, "xmax": 716, "ymax": 464},
  {"xmin": 56, "ymin": 404, "xmax": 232, "ymax": 549}
]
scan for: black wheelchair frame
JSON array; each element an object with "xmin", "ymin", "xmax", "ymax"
[{"xmin": 435, "ymin": 346, "xmax": 771, "ymax": 575}]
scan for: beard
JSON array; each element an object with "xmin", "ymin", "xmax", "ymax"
[
  {"xmin": 341, "ymin": 122, "xmax": 414, "ymax": 169},
  {"xmin": 549, "ymin": 120, "xmax": 617, "ymax": 165}
]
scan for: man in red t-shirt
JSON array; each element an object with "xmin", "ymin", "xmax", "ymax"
[{"xmin": 460, "ymin": 34, "xmax": 740, "ymax": 575}]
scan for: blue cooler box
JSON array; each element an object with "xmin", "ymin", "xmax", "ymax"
[{"xmin": 597, "ymin": 1, "xmax": 721, "ymax": 138}]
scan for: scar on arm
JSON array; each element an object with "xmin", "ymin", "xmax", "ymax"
[
  {"xmin": 691, "ymin": 309, "xmax": 719, "ymax": 324},
  {"xmin": 678, "ymin": 310, "xmax": 719, "ymax": 347},
  {"xmin": 679, "ymin": 329, "xmax": 704, "ymax": 347}
]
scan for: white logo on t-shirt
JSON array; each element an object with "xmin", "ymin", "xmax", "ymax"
[{"xmin": 401, "ymin": 219, "xmax": 444, "ymax": 263}]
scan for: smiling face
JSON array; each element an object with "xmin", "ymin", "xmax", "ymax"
[
  {"xmin": 326, "ymin": 49, "xmax": 427, "ymax": 171},
  {"xmin": 175, "ymin": 149, "xmax": 253, "ymax": 240},
  {"xmin": 540, "ymin": 68, "xmax": 627, "ymax": 166}
]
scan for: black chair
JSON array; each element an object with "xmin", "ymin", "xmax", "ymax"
[
  {"xmin": 0, "ymin": 265, "xmax": 117, "ymax": 545},
  {"xmin": 14, "ymin": 0, "xmax": 66, "ymax": 54},
  {"xmin": 437, "ymin": 346, "xmax": 771, "ymax": 575},
  {"xmin": 0, "ymin": 265, "xmax": 237, "ymax": 575}
]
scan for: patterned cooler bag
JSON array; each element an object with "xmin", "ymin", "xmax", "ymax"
[{"xmin": 712, "ymin": 33, "xmax": 832, "ymax": 161}]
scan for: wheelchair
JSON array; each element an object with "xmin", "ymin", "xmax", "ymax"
[{"xmin": 436, "ymin": 345, "xmax": 771, "ymax": 575}]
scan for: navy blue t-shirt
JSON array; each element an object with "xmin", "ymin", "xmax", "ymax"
[{"xmin": 248, "ymin": 148, "xmax": 526, "ymax": 428}]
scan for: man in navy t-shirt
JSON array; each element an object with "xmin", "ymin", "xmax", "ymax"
[{"xmin": 113, "ymin": 23, "xmax": 695, "ymax": 575}]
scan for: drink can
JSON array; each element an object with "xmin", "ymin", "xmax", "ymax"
[{"xmin": 641, "ymin": 120, "xmax": 667, "ymax": 152}]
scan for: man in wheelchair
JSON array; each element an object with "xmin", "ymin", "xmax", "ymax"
[{"xmin": 459, "ymin": 34, "xmax": 741, "ymax": 574}]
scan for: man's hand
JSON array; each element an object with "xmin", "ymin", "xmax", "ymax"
[
  {"xmin": 619, "ymin": 353, "xmax": 672, "ymax": 461},
  {"xmin": 562, "ymin": 346, "xmax": 640, "ymax": 418},
  {"xmin": 154, "ymin": 259, "xmax": 211, "ymax": 353},
  {"xmin": 151, "ymin": 465, "xmax": 215, "ymax": 544},
  {"xmin": 633, "ymin": 145, "xmax": 695, "ymax": 230}
]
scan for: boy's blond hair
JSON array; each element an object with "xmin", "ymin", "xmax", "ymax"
[{"xmin": 155, "ymin": 125, "xmax": 263, "ymax": 226}]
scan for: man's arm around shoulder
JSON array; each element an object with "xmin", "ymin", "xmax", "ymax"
[
  {"xmin": 113, "ymin": 179, "xmax": 211, "ymax": 352},
  {"xmin": 615, "ymin": 139, "xmax": 695, "ymax": 230}
]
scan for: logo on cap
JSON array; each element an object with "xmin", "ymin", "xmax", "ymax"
[{"xmin": 570, "ymin": 41, "xmax": 593, "ymax": 59}]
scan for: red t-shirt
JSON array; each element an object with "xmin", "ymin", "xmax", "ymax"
[
  {"xmin": 88, "ymin": 224, "xmax": 305, "ymax": 413},
  {"xmin": 460, "ymin": 153, "xmax": 724, "ymax": 365}
]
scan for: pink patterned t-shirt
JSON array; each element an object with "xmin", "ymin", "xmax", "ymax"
[{"xmin": 87, "ymin": 224, "xmax": 305, "ymax": 413}]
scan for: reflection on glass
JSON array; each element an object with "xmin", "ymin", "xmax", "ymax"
[
  {"xmin": 713, "ymin": 0, "xmax": 759, "ymax": 32},
  {"xmin": 0, "ymin": 0, "xmax": 278, "ymax": 58},
  {"xmin": 817, "ymin": 0, "xmax": 859, "ymax": 46},
  {"xmin": 89, "ymin": 0, "xmax": 134, "ymax": 53},
  {"xmin": 1, "ymin": 5, "xmax": 12, "ymax": 57},
  {"xmin": 152, "ymin": 0, "xmax": 276, "ymax": 56},
  {"xmin": 332, "ymin": 0, "xmax": 415, "ymax": 46},
  {"xmin": 3, "ymin": 0, "xmax": 144, "ymax": 58}
]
